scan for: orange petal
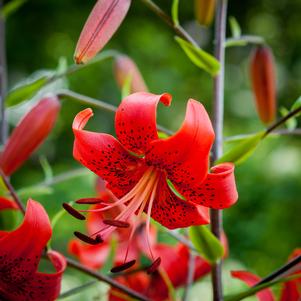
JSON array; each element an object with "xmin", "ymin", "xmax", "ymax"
[{"xmin": 194, "ymin": 0, "xmax": 216, "ymax": 26}]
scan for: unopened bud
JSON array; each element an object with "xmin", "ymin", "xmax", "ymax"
[
  {"xmin": 250, "ymin": 46, "xmax": 276, "ymax": 125},
  {"xmin": 194, "ymin": 0, "xmax": 216, "ymax": 26},
  {"xmin": 113, "ymin": 55, "xmax": 148, "ymax": 93},
  {"xmin": 0, "ymin": 96, "xmax": 60, "ymax": 176}
]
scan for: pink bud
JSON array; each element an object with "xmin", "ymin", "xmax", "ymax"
[
  {"xmin": 113, "ymin": 55, "xmax": 148, "ymax": 93},
  {"xmin": 0, "ymin": 96, "xmax": 60, "ymax": 176},
  {"xmin": 74, "ymin": 0, "xmax": 131, "ymax": 64}
]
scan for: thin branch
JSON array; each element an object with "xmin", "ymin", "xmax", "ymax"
[
  {"xmin": 211, "ymin": 0, "xmax": 228, "ymax": 300},
  {"xmin": 0, "ymin": 169, "xmax": 26, "ymax": 214},
  {"xmin": 225, "ymin": 35, "xmax": 265, "ymax": 48},
  {"xmin": 57, "ymin": 89, "xmax": 174, "ymax": 136},
  {"xmin": 254, "ymin": 253, "xmax": 301, "ymax": 286},
  {"xmin": 0, "ymin": 0, "xmax": 7, "ymax": 144},
  {"xmin": 139, "ymin": 0, "xmax": 199, "ymax": 47},
  {"xmin": 0, "ymin": 170, "xmax": 149, "ymax": 301}
]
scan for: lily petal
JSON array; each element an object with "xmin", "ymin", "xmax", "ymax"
[
  {"xmin": 0, "ymin": 199, "xmax": 66, "ymax": 301},
  {"xmin": 74, "ymin": 0, "xmax": 131, "ymax": 64},
  {"xmin": 115, "ymin": 92, "xmax": 172, "ymax": 155},
  {"xmin": 0, "ymin": 197, "xmax": 18, "ymax": 210},
  {"xmin": 231, "ymin": 270, "xmax": 275, "ymax": 301},
  {"xmin": 187, "ymin": 163, "xmax": 238, "ymax": 209},
  {"xmin": 146, "ymin": 99, "xmax": 214, "ymax": 194},
  {"xmin": 151, "ymin": 177, "xmax": 210, "ymax": 229},
  {"xmin": 73, "ymin": 108, "xmax": 147, "ymax": 197}
]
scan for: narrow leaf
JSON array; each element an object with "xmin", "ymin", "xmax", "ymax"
[
  {"xmin": 229, "ymin": 16, "xmax": 241, "ymax": 38},
  {"xmin": 280, "ymin": 107, "xmax": 297, "ymax": 130},
  {"xmin": 291, "ymin": 95, "xmax": 301, "ymax": 117},
  {"xmin": 216, "ymin": 131, "xmax": 265, "ymax": 165},
  {"xmin": 189, "ymin": 225, "xmax": 224, "ymax": 263},
  {"xmin": 5, "ymin": 71, "xmax": 54, "ymax": 107},
  {"xmin": 74, "ymin": 0, "xmax": 131, "ymax": 64},
  {"xmin": 175, "ymin": 36, "xmax": 220, "ymax": 76},
  {"xmin": 0, "ymin": 0, "xmax": 27, "ymax": 19},
  {"xmin": 171, "ymin": 0, "xmax": 180, "ymax": 26}
]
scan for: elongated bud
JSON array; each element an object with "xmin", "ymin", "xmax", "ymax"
[
  {"xmin": 194, "ymin": 0, "xmax": 216, "ymax": 26},
  {"xmin": 0, "ymin": 96, "xmax": 60, "ymax": 176},
  {"xmin": 250, "ymin": 46, "xmax": 276, "ymax": 125},
  {"xmin": 74, "ymin": 0, "xmax": 131, "ymax": 64},
  {"xmin": 113, "ymin": 55, "xmax": 148, "ymax": 93}
]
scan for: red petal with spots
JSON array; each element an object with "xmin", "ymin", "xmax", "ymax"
[
  {"xmin": 115, "ymin": 92, "xmax": 172, "ymax": 155},
  {"xmin": 0, "ymin": 96, "xmax": 60, "ymax": 176},
  {"xmin": 187, "ymin": 163, "xmax": 238, "ymax": 209},
  {"xmin": 74, "ymin": 0, "xmax": 131, "ymax": 64},
  {"xmin": 151, "ymin": 177, "xmax": 210, "ymax": 229},
  {"xmin": 73, "ymin": 108, "xmax": 147, "ymax": 197},
  {"xmin": 0, "ymin": 199, "xmax": 66, "ymax": 301},
  {"xmin": 231, "ymin": 271, "xmax": 275, "ymax": 301},
  {"xmin": 0, "ymin": 197, "xmax": 18, "ymax": 210},
  {"xmin": 146, "ymin": 99, "xmax": 214, "ymax": 196}
]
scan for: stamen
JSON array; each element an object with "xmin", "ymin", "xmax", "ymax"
[
  {"xmin": 62, "ymin": 203, "xmax": 86, "ymax": 220},
  {"xmin": 76, "ymin": 198, "xmax": 104, "ymax": 204},
  {"xmin": 111, "ymin": 260, "xmax": 136, "ymax": 273},
  {"xmin": 74, "ymin": 231, "xmax": 103, "ymax": 245},
  {"xmin": 103, "ymin": 219, "xmax": 130, "ymax": 228},
  {"xmin": 147, "ymin": 257, "xmax": 161, "ymax": 274}
]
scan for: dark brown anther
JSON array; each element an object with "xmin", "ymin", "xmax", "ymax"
[
  {"xmin": 103, "ymin": 219, "xmax": 130, "ymax": 228},
  {"xmin": 147, "ymin": 257, "xmax": 161, "ymax": 274},
  {"xmin": 110, "ymin": 260, "xmax": 136, "ymax": 273},
  {"xmin": 62, "ymin": 203, "xmax": 86, "ymax": 220},
  {"xmin": 74, "ymin": 231, "xmax": 103, "ymax": 245},
  {"xmin": 75, "ymin": 198, "xmax": 104, "ymax": 204}
]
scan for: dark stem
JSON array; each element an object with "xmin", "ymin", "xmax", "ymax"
[
  {"xmin": 0, "ymin": 169, "xmax": 26, "ymax": 214},
  {"xmin": 0, "ymin": 170, "xmax": 149, "ymax": 301},
  {"xmin": 139, "ymin": 0, "xmax": 199, "ymax": 47},
  {"xmin": 0, "ymin": 0, "xmax": 7, "ymax": 144},
  {"xmin": 211, "ymin": 0, "xmax": 228, "ymax": 300},
  {"xmin": 254, "ymin": 254, "xmax": 301, "ymax": 287}
]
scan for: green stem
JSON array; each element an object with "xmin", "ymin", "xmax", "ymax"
[{"xmin": 225, "ymin": 35, "xmax": 265, "ymax": 48}]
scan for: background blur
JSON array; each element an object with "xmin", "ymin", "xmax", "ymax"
[{"xmin": 3, "ymin": 0, "xmax": 301, "ymax": 299}]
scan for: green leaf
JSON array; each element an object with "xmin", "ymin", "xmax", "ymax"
[
  {"xmin": 189, "ymin": 225, "xmax": 224, "ymax": 263},
  {"xmin": 0, "ymin": 0, "xmax": 27, "ymax": 19},
  {"xmin": 216, "ymin": 131, "xmax": 265, "ymax": 165},
  {"xmin": 121, "ymin": 74, "xmax": 132, "ymax": 99},
  {"xmin": 100, "ymin": 237, "xmax": 117, "ymax": 273},
  {"xmin": 5, "ymin": 70, "xmax": 54, "ymax": 107},
  {"xmin": 291, "ymin": 95, "xmax": 301, "ymax": 117},
  {"xmin": 280, "ymin": 107, "xmax": 297, "ymax": 130},
  {"xmin": 171, "ymin": 0, "xmax": 180, "ymax": 26},
  {"xmin": 0, "ymin": 209, "xmax": 18, "ymax": 230},
  {"xmin": 229, "ymin": 16, "xmax": 241, "ymax": 38},
  {"xmin": 175, "ymin": 36, "xmax": 220, "ymax": 76}
]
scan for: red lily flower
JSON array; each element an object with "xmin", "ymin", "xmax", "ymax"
[
  {"xmin": 0, "ymin": 199, "xmax": 66, "ymax": 301},
  {"xmin": 0, "ymin": 197, "xmax": 18, "ymax": 211},
  {"xmin": 0, "ymin": 96, "xmax": 60, "ymax": 176},
  {"xmin": 72, "ymin": 92, "xmax": 237, "ymax": 267},
  {"xmin": 231, "ymin": 249, "xmax": 301, "ymax": 301}
]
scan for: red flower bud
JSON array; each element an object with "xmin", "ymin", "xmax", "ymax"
[
  {"xmin": 250, "ymin": 46, "xmax": 276, "ymax": 125},
  {"xmin": 0, "ymin": 96, "xmax": 60, "ymax": 176},
  {"xmin": 74, "ymin": 0, "xmax": 131, "ymax": 64},
  {"xmin": 194, "ymin": 0, "xmax": 216, "ymax": 26},
  {"xmin": 113, "ymin": 55, "xmax": 148, "ymax": 93}
]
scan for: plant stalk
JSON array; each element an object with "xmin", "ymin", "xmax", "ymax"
[
  {"xmin": 211, "ymin": 0, "xmax": 228, "ymax": 300},
  {"xmin": 0, "ymin": 0, "xmax": 7, "ymax": 144}
]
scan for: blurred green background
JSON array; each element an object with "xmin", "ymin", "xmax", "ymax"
[{"xmin": 2, "ymin": 0, "xmax": 301, "ymax": 299}]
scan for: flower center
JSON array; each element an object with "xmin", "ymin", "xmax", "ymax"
[{"xmin": 85, "ymin": 167, "xmax": 161, "ymax": 271}]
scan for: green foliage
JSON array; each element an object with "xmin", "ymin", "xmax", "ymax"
[
  {"xmin": 175, "ymin": 37, "xmax": 220, "ymax": 76},
  {"xmin": 229, "ymin": 16, "xmax": 241, "ymax": 38},
  {"xmin": 189, "ymin": 225, "xmax": 224, "ymax": 263},
  {"xmin": 171, "ymin": 0, "xmax": 180, "ymax": 26},
  {"xmin": 0, "ymin": 0, "xmax": 27, "ymax": 19}
]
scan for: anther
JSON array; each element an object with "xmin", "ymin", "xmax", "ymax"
[
  {"xmin": 74, "ymin": 231, "xmax": 103, "ymax": 245},
  {"xmin": 103, "ymin": 219, "xmax": 130, "ymax": 228},
  {"xmin": 62, "ymin": 203, "xmax": 86, "ymax": 220},
  {"xmin": 146, "ymin": 257, "xmax": 161, "ymax": 274},
  {"xmin": 110, "ymin": 260, "xmax": 136, "ymax": 273},
  {"xmin": 75, "ymin": 198, "xmax": 104, "ymax": 204}
]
